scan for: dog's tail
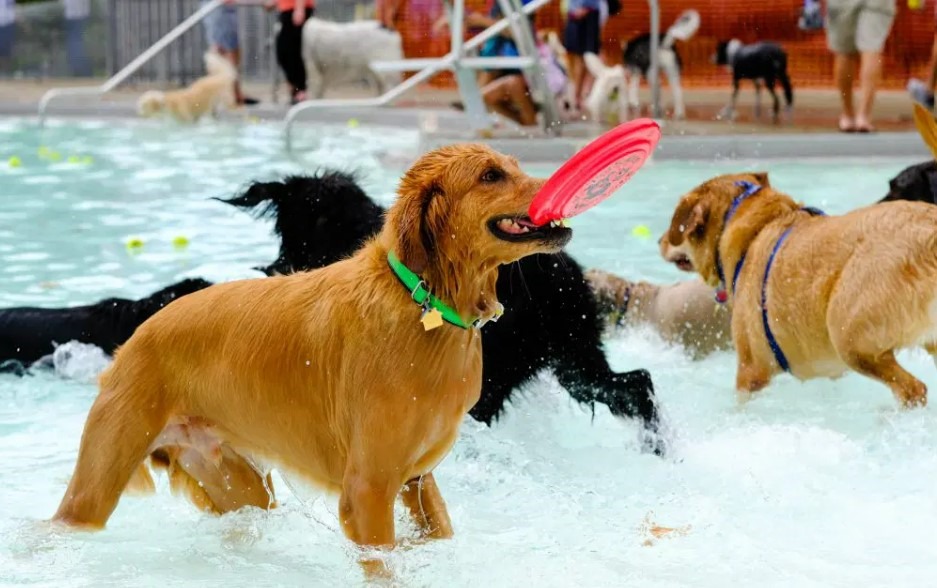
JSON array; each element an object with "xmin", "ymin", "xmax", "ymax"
[
  {"xmin": 776, "ymin": 51, "xmax": 794, "ymax": 107},
  {"xmin": 204, "ymin": 51, "xmax": 238, "ymax": 80},
  {"xmin": 583, "ymin": 52, "xmax": 609, "ymax": 79},
  {"xmin": 661, "ymin": 9, "xmax": 700, "ymax": 50},
  {"xmin": 913, "ymin": 101, "xmax": 937, "ymax": 161}
]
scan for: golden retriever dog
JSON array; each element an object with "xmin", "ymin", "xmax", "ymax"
[
  {"xmin": 659, "ymin": 170, "xmax": 937, "ymax": 407},
  {"xmin": 585, "ymin": 269, "xmax": 731, "ymax": 359},
  {"xmin": 51, "ymin": 144, "xmax": 572, "ymax": 577},
  {"xmin": 137, "ymin": 51, "xmax": 238, "ymax": 123}
]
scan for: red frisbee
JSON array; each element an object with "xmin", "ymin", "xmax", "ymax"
[{"xmin": 529, "ymin": 118, "xmax": 661, "ymax": 225}]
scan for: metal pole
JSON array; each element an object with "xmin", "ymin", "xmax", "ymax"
[
  {"xmin": 449, "ymin": 0, "xmax": 490, "ymax": 129},
  {"xmin": 648, "ymin": 0, "xmax": 661, "ymax": 118}
]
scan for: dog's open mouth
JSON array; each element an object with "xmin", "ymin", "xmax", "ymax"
[
  {"xmin": 671, "ymin": 253, "xmax": 694, "ymax": 272},
  {"xmin": 488, "ymin": 215, "xmax": 572, "ymax": 243}
]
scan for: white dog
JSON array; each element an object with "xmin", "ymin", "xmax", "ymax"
[{"xmin": 301, "ymin": 18, "xmax": 403, "ymax": 99}]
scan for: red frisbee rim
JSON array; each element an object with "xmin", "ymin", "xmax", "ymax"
[{"xmin": 528, "ymin": 118, "xmax": 661, "ymax": 225}]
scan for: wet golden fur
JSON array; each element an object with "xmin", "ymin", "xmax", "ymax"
[
  {"xmin": 660, "ymin": 170, "xmax": 937, "ymax": 407},
  {"xmin": 51, "ymin": 144, "xmax": 570, "ymax": 577},
  {"xmin": 136, "ymin": 52, "xmax": 238, "ymax": 123},
  {"xmin": 585, "ymin": 269, "xmax": 731, "ymax": 359}
]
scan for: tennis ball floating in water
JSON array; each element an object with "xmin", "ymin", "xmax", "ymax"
[
  {"xmin": 632, "ymin": 225, "xmax": 651, "ymax": 238},
  {"xmin": 347, "ymin": 118, "xmax": 359, "ymax": 128},
  {"xmin": 126, "ymin": 237, "xmax": 144, "ymax": 251},
  {"xmin": 172, "ymin": 236, "xmax": 190, "ymax": 249},
  {"xmin": 67, "ymin": 155, "xmax": 81, "ymax": 164},
  {"xmin": 8, "ymin": 156, "xmax": 21, "ymax": 168}
]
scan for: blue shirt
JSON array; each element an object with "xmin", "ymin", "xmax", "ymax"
[{"xmin": 568, "ymin": 0, "xmax": 601, "ymax": 13}]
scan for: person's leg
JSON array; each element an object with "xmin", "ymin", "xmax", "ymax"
[
  {"xmin": 563, "ymin": 15, "xmax": 585, "ymax": 109},
  {"xmin": 854, "ymin": 0, "xmax": 896, "ymax": 131},
  {"xmin": 276, "ymin": 9, "xmax": 310, "ymax": 101},
  {"xmin": 826, "ymin": 0, "xmax": 860, "ymax": 130},
  {"xmin": 834, "ymin": 53, "xmax": 857, "ymax": 127}
]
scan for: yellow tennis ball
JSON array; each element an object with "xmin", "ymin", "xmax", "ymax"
[
  {"xmin": 8, "ymin": 156, "xmax": 21, "ymax": 168},
  {"xmin": 126, "ymin": 237, "xmax": 144, "ymax": 251},
  {"xmin": 632, "ymin": 224, "xmax": 652, "ymax": 238},
  {"xmin": 347, "ymin": 118, "xmax": 359, "ymax": 128},
  {"xmin": 248, "ymin": 116, "xmax": 260, "ymax": 124},
  {"xmin": 172, "ymin": 235, "xmax": 190, "ymax": 249},
  {"xmin": 67, "ymin": 155, "xmax": 81, "ymax": 164},
  {"xmin": 48, "ymin": 151, "xmax": 62, "ymax": 162},
  {"xmin": 82, "ymin": 155, "xmax": 94, "ymax": 165},
  {"xmin": 37, "ymin": 146, "xmax": 50, "ymax": 158}
]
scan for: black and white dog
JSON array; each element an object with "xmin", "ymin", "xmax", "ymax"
[
  {"xmin": 582, "ymin": 10, "xmax": 700, "ymax": 122},
  {"xmin": 713, "ymin": 39, "xmax": 793, "ymax": 123}
]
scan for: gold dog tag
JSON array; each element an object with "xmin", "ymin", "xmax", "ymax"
[{"xmin": 421, "ymin": 307, "xmax": 444, "ymax": 331}]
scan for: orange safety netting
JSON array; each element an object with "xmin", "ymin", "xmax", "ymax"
[{"xmin": 393, "ymin": 0, "xmax": 935, "ymax": 89}]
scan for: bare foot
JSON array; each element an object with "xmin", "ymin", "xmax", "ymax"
[{"xmin": 838, "ymin": 114, "xmax": 856, "ymax": 133}]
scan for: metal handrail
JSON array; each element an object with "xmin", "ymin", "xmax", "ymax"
[
  {"xmin": 37, "ymin": 0, "xmax": 265, "ymax": 127},
  {"xmin": 283, "ymin": 0, "xmax": 553, "ymax": 150},
  {"xmin": 647, "ymin": 0, "xmax": 661, "ymax": 118}
]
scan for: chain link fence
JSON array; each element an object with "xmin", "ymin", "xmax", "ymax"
[{"xmin": 0, "ymin": 0, "xmax": 373, "ymax": 85}]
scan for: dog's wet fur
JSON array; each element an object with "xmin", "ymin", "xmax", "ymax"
[{"xmin": 0, "ymin": 170, "xmax": 663, "ymax": 453}]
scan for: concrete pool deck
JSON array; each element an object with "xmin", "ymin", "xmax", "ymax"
[{"xmin": 2, "ymin": 78, "xmax": 933, "ymax": 162}]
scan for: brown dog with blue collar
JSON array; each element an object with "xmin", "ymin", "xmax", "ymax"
[
  {"xmin": 659, "ymin": 171, "xmax": 937, "ymax": 407},
  {"xmin": 51, "ymin": 144, "xmax": 572, "ymax": 579}
]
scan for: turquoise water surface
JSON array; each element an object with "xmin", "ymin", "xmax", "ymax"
[{"xmin": 2, "ymin": 117, "xmax": 936, "ymax": 586}]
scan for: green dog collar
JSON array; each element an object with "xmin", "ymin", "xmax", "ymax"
[{"xmin": 387, "ymin": 250, "xmax": 472, "ymax": 329}]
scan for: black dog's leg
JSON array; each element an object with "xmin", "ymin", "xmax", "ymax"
[
  {"xmin": 719, "ymin": 77, "xmax": 740, "ymax": 121},
  {"xmin": 552, "ymin": 361, "xmax": 665, "ymax": 456},
  {"xmin": 0, "ymin": 359, "xmax": 29, "ymax": 377},
  {"xmin": 753, "ymin": 79, "xmax": 762, "ymax": 119},
  {"xmin": 765, "ymin": 77, "xmax": 780, "ymax": 123}
]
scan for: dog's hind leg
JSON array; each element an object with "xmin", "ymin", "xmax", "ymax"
[
  {"xmin": 753, "ymin": 79, "xmax": 763, "ymax": 120},
  {"xmin": 765, "ymin": 78, "xmax": 781, "ymax": 123},
  {"xmin": 52, "ymin": 367, "xmax": 171, "ymax": 528},
  {"xmin": 841, "ymin": 349, "xmax": 927, "ymax": 408},
  {"xmin": 660, "ymin": 52, "xmax": 684, "ymax": 119},
  {"xmin": 400, "ymin": 472, "xmax": 453, "ymax": 540},
  {"xmin": 150, "ymin": 443, "xmax": 277, "ymax": 514}
]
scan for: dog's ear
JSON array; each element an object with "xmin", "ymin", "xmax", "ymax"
[
  {"xmin": 217, "ymin": 181, "xmax": 282, "ymax": 219},
  {"xmin": 750, "ymin": 172, "xmax": 770, "ymax": 187},
  {"xmin": 668, "ymin": 198, "xmax": 708, "ymax": 245},
  {"xmin": 913, "ymin": 102, "xmax": 937, "ymax": 162},
  {"xmin": 395, "ymin": 182, "xmax": 441, "ymax": 274}
]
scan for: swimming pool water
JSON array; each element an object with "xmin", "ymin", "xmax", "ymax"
[{"xmin": 3, "ymin": 118, "xmax": 937, "ymax": 587}]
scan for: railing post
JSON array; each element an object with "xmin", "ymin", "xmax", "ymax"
[
  {"xmin": 647, "ymin": 0, "xmax": 661, "ymax": 118},
  {"xmin": 448, "ymin": 0, "xmax": 491, "ymax": 131}
]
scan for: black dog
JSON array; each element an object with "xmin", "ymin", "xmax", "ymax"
[
  {"xmin": 0, "ymin": 171, "xmax": 664, "ymax": 453},
  {"xmin": 880, "ymin": 161, "xmax": 937, "ymax": 204},
  {"xmin": 0, "ymin": 278, "xmax": 211, "ymax": 375},
  {"xmin": 714, "ymin": 39, "xmax": 793, "ymax": 123}
]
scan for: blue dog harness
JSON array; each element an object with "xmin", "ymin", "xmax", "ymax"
[{"xmin": 715, "ymin": 181, "xmax": 826, "ymax": 372}]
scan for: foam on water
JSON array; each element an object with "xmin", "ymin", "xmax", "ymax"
[{"xmin": 1, "ymin": 118, "xmax": 936, "ymax": 586}]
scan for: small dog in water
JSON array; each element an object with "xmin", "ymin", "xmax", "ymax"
[
  {"xmin": 137, "ymin": 51, "xmax": 238, "ymax": 123},
  {"xmin": 713, "ymin": 39, "xmax": 793, "ymax": 123}
]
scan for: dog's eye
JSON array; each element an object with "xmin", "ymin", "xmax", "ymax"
[{"xmin": 480, "ymin": 168, "xmax": 504, "ymax": 183}]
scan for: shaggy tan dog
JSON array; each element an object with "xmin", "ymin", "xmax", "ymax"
[
  {"xmin": 137, "ymin": 51, "xmax": 238, "ymax": 123},
  {"xmin": 585, "ymin": 269, "xmax": 731, "ymax": 359},
  {"xmin": 51, "ymin": 144, "xmax": 571, "ymax": 577},
  {"xmin": 659, "ymin": 170, "xmax": 937, "ymax": 407}
]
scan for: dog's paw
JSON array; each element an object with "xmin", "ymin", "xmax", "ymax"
[{"xmin": 715, "ymin": 106, "xmax": 736, "ymax": 122}]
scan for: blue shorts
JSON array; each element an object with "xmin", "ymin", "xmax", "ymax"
[
  {"xmin": 0, "ymin": 24, "xmax": 13, "ymax": 58},
  {"xmin": 202, "ymin": 3, "xmax": 239, "ymax": 52},
  {"xmin": 564, "ymin": 9, "xmax": 600, "ymax": 55}
]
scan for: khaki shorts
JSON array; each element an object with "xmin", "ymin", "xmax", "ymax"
[{"xmin": 826, "ymin": 0, "xmax": 896, "ymax": 54}]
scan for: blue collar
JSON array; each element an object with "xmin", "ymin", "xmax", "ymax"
[{"xmin": 714, "ymin": 180, "xmax": 762, "ymax": 302}]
